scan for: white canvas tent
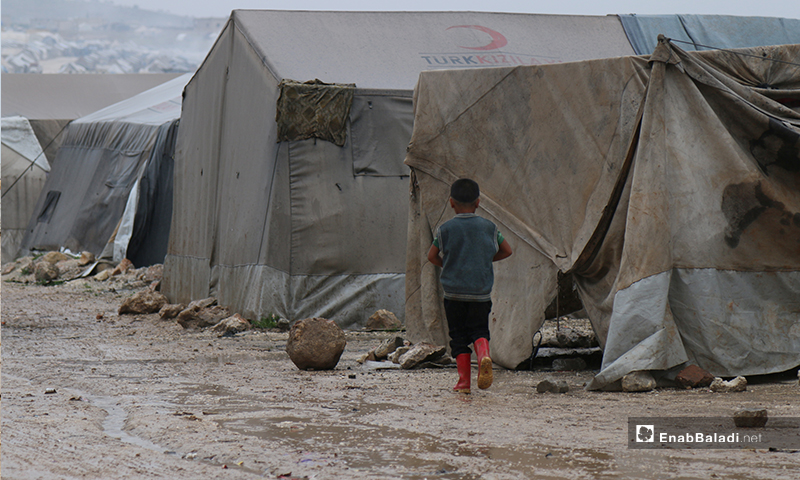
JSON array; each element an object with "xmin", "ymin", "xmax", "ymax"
[
  {"xmin": 1, "ymin": 116, "xmax": 50, "ymax": 263},
  {"xmin": 404, "ymin": 39, "xmax": 800, "ymax": 389},
  {"xmin": 163, "ymin": 10, "xmax": 636, "ymax": 328},
  {"xmin": 19, "ymin": 74, "xmax": 191, "ymax": 266}
]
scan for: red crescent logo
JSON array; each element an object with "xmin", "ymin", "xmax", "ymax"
[{"xmin": 447, "ymin": 25, "xmax": 508, "ymax": 51}]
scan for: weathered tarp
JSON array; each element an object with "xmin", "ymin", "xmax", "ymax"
[
  {"xmin": 19, "ymin": 74, "xmax": 190, "ymax": 264},
  {"xmin": 1, "ymin": 116, "xmax": 50, "ymax": 263},
  {"xmin": 276, "ymin": 79, "xmax": 355, "ymax": 146},
  {"xmin": 619, "ymin": 14, "xmax": 800, "ymax": 55},
  {"xmin": 405, "ymin": 39, "xmax": 800, "ymax": 389}
]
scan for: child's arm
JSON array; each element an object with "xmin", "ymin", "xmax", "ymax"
[
  {"xmin": 427, "ymin": 244, "xmax": 443, "ymax": 267},
  {"xmin": 493, "ymin": 239, "xmax": 512, "ymax": 262}
]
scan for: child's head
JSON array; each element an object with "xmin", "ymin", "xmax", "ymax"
[{"xmin": 450, "ymin": 178, "xmax": 480, "ymax": 210}]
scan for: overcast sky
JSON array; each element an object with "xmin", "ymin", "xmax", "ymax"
[{"xmin": 94, "ymin": 0, "xmax": 800, "ymax": 20}]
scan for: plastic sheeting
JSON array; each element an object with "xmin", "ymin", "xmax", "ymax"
[
  {"xmin": 404, "ymin": 39, "xmax": 800, "ymax": 388},
  {"xmin": 618, "ymin": 14, "xmax": 800, "ymax": 55}
]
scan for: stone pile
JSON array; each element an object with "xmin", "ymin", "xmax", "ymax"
[{"xmin": 357, "ymin": 337, "xmax": 451, "ymax": 370}]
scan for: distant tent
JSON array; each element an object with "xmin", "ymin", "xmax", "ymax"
[
  {"xmin": 163, "ymin": 10, "xmax": 636, "ymax": 327},
  {"xmin": 618, "ymin": 14, "xmax": 800, "ymax": 54},
  {"xmin": 19, "ymin": 73, "xmax": 191, "ymax": 267},
  {"xmin": 404, "ymin": 39, "xmax": 800, "ymax": 389},
  {"xmin": 1, "ymin": 117, "xmax": 50, "ymax": 263},
  {"xmin": 1, "ymin": 73, "xmax": 183, "ymax": 165}
]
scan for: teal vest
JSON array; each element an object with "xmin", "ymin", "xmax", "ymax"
[{"xmin": 436, "ymin": 213, "xmax": 499, "ymax": 301}]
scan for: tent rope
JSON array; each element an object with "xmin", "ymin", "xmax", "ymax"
[{"xmin": 667, "ymin": 38, "xmax": 800, "ymax": 68}]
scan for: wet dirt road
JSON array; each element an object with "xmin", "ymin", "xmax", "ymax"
[{"xmin": 2, "ymin": 280, "xmax": 799, "ymax": 479}]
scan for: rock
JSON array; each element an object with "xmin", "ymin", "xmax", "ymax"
[
  {"xmin": 186, "ymin": 297, "xmax": 218, "ymax": 311},
  {"xmin": 733, "ymin": 408, "xmax": 768, "ymax": 428},
  {"xmin": 365, "ymin": 309, "xmax": 402, "ymax": 331},
  {"xmin": 34, "ymin": 261, "xmax": 60, "ymax": 282},
  {"xmin": 177, "ymin": 305, "xmax": 230, "ymax": 330},
  {"xmin": 138, "ymin": 264, "xmax": 163, "ymax": 283},
  {"xmin": 94, "ymin": 269, "xmax": 111, "ymax": 281},
  {"xmin": 374, "ymin": 336, "xmax": 405, "ymax": 359},
  {"xmin": 551, "ymin": 357, "xmax": 587, "ymax": 371},
  {"xmin": 622, "ymin": 371, "xmax": 656, "ymax": 392},
  {"xmin": 212, "ymin": 314, "xmax": 251, "ymax": 336},
  {"xmin": 110, "ymin": 258, "xmax": 133, "ymax": 276},
  {"xmin": 159, "ymin": 303, "xmax": 185, "ymax": 319},
  {"xmin": 40, "ymin": 251, "xmax": 70, "ymax": 264},
  {"xmin": 78, "ymin": 251, "xmax": 96, "ymax": 266},
  {"xmin": 2, "ymin": 262, "xmax": 17, "ymax": 275},
  {"xmin": 55, "ymin": 258, "xmax": 83, "ymax": 280},
  {"xmin": 276, "ymin": 318, "xmax": 291, "ymax": 332},
  {"xmin": 285, "ymin": 317, "xmax": 346, "ymax": 370},
  {"xmin": 537, "ymin": 379, "xmax": 569, "ymax": 393},
  {"xmin": 555, "ymin": 328, "xmax": 596, "ymax": 348},
  {"xmin": 398, "ymin": 343, "xmax": 446, "ymax": 369},
  {"xmin": 388, "ymin": 346, "xmax": 411, "ymax": 363},
  {"xmin": 119, "ymin": 290, "xmax": 169, "ymax": 315},
  {"xmin": 710, "ymin": 376, "xmax": 747, "ymax": 393},
  {"xmin": 676, "ymin": 364, "xmax": 715, "ymax": 389}
]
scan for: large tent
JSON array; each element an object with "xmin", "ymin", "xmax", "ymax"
[
  {"xmin": 163, "ymin": 10, "xmax": 637, "ymax": 328},
  {"xmin": 1, "ymin": 116, "xmax": 50, "ymax": 263},
  {"xmin": 404, "ymin": 38, "xmax": 800, "ymax": 389},
  {"xmin": 19, "ymin": 73, "xmax": 191, "ymax": 267}
]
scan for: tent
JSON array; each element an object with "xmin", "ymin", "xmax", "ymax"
[
  {"xmin": 404, "ymin": 38, "xmax": 800, "ymax": 389},
  {"xmin": 1, "ymin": 116, "xmax": 50, "ymax": 263},
  {"xmin": 162, "ymin": 10, "xmax": 636, "ymax": 328},
  {"xmin": 1, "ymin": 73, "xmax": 183, "ymax": 164},
  {"xmin": 19, "ymin": 73, "xmax": 191, "ymax": 267}
]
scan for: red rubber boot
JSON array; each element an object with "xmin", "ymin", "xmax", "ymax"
[
  {"xmin": 453, "ymin": 353, "xmax": 471, "ymax": 394},
  {"xmin": 474, "ymin": 338, "xmax": 493, "ymax": 389}
]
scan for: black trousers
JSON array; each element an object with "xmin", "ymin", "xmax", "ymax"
[{"xmin": 444, "ymin": 299, "xmax": 492, "ymax": 357}]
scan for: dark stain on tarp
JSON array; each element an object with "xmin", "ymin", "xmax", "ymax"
[
  {"xmin": 722, "ymin": 180, "xmax": 799, "ymax": 248},
  {"xmin": 749, "ymin": 118, "xmax": 800, "ymax": 174}
]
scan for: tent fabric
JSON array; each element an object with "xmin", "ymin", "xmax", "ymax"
[
  {"xmin": 404, "ymin": 39, "xmax": 800, "ymax": 389},
  {"xmin": 619, "ymin": 14, "xmax": 800, "ymax": 55},
  {"xmin": 1, "ymin": 116, "xmax": 50, "ymax": 263},
  {"xmin": 276, "ymin": 79, "xmax": 355, "ymax": 146},
  {"xmin": 163, "ymin": 10, "xmax": 636, "ymax": 328},
  {"xmin": 19, "ymin": 74, "xmax": 191, "ymax": 264}
]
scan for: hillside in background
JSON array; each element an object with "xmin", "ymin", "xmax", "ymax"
[{"xmin": 1, "ymin": 0, "xmax": 225, "ymax": 73}]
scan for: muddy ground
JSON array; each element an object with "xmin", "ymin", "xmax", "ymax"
[{"xmin": 2, "ymin": 279, "xmax": 799, "ymax": 479}]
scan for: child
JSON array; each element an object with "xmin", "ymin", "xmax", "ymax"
[{"xmin": 427, "ymin": 178, "xmax": 512, "ymax": 394}]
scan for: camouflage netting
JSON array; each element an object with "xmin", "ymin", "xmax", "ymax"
[{"xmin": 276, "ymin": 79, "xmax": 355, "ymax": 146}]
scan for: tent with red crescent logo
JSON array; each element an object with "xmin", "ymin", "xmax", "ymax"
[
  {"xmin": 404, "ymin": 38, "xmax": 800, "ymax": 389},
  {"xmin": 163, "ymin": 10, "xmax": 636, "ymax": 328}
]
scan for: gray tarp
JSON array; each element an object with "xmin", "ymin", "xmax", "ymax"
[
  {"xmin": 619, "ymin": 14, "xmax": 800, "ymax": 55},
  {"xmin": 163, "ymin": 10, "xmax": 636, "ymax": 328},
  {"xmin": 19, "ymin": 74, "xmax": 190, "ymax": 264},
  {"xmin": 404, "ymin": 39, "xmax": 800, "ymax": 389}
]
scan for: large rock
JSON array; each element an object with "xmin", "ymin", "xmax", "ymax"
[
  {"xmin": 40, "ymin": 251, "xmax": 70, "ymax": 264},
  {"xmin": 177, "ymin": 305, "xmax": 230, "ymax": 330},
  {"xmin": 110, "ymin": 258, "xmax": 133, "ymax": 276},
  {"xmin": 398, "ymin": 343, "xmax": 446, "ymax": 369},
  {"xmin": 286, "ymin": 317, "xmax": 346, "ymax": 370},
  {"xmin": 555, "ymin": 328, "xmax": 596, "ymax": 348},
  {"xmin": 78, "ymin": 251, "xmax": 96, "ymax": 266},
  {"xmin": 622, "ymin": 371, "xmax": 656, "ymax": 392},
  {"xmin": 365, "ymin": 309, "xmax": 402, "ymax": 331},
  {"xmin": 34, "ymin": 261, "xmax": 59, "ymax": 283},
  {"xmin": 119, "ymin": 290, "xmax": 169, "ymax": 315},
  {"xmin": 159, "ymin": 303, "xmax": 186, "ymax": 319},
  {"xmin": 212, "ymin": 314, "xmax": 251, "ymax": 337}
]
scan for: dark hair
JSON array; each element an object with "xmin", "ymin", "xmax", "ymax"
[{"xmin": 450, "ymin": 178, "xmax": 480, "ymax": 204}]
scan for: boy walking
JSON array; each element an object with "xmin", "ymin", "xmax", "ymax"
[{"xmin": 427, "ymin": 178, "xmax": 512, "ymax": 394}]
